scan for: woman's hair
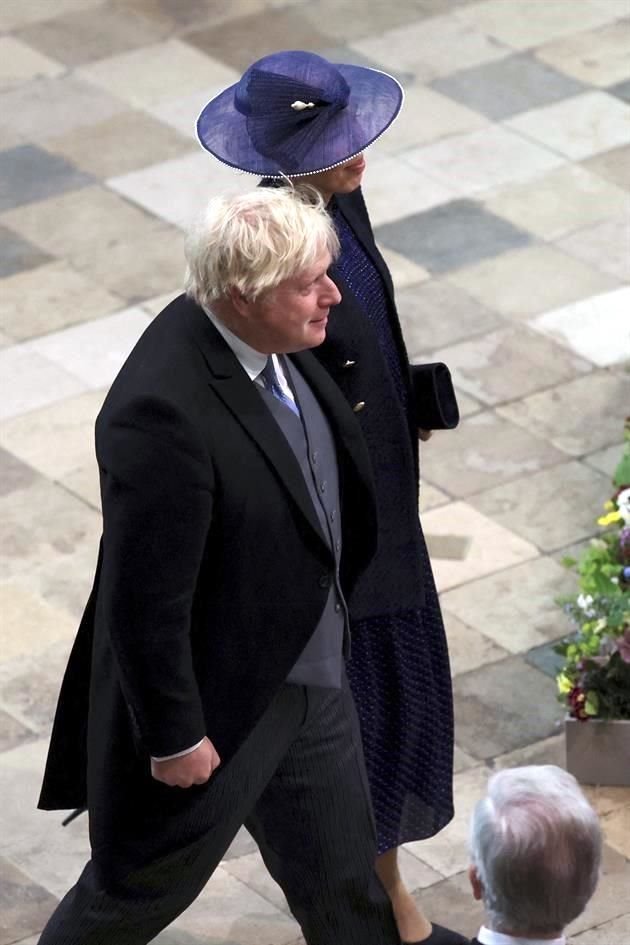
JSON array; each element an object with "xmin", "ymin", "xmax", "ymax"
[
  {"xmin": 184, "ymin": 186, "xmax": 339, "ymax": 308},
  {"xmin": 469, "ymin": 765, "xmax": 601, "ymax": 936}
]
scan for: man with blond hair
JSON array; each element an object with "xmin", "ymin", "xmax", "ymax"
[
  {"xmin": 37, "ymin": 188, "xmax": 400, "ymax": 944},
  {"xmin": 468, "ymin": 765, "xmax": 602, "ymax": 945}
]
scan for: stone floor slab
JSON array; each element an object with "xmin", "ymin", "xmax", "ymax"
[
  {"xmin": 45, "ymin": 109, "xmax": 193, "ymax": 179},
  {"xmin": 493, "ymin": 732, "xmax": 565, "ymax": 770},
  {"xmin": 453, "ymin": 0, "xmax": 626, "ymax": 51},
  {"xmin": 524, "ymin": 637, "xmax": 567, "ymax": 680},
  {"xmin": 581, "ymin": 143, "xmax": 630, "ymax": 191},
  {"xmin": 567, "ymin": 844, "xmax": 630, "ymax": 936},
  {"xmin": 377, "ymin": 246, "xmax": 430, "ymax": 291},
  {"xmin": 185, "ymin": 7, "xmax": 335, "ymax": 73},
  {"xmin": 584, "ymin": 441, "xmax": 625, "ymax": 479},
  {"xmin": 441, "ymin": 555, "xmax": 576, "ymax": 654},
  {"xmin": 0, "ymin": 0, "xmax": 105, "ymax": 32},
  {"xmin": 371, "ymin": 83, "xmax": 487, "ymax": 154},
  {"xmin": 0, "ymin": 262, "xmax": 122, "ymax": 341},
  {"xmin": 0, "ymin": 710, "xmax": 35, "ymax": 754},
  {"xmin": 0, "ymin": 856, "xmax": 58, "ymax": 945},
  {"xmin": 528, "ymin": 286, "xmax": 630, "ymax": 367},
  {"xmin": 557, "ymin": 215, "xmax": 630, "ymax": 282},
  {"xmin": 0, "ymin": 345, "xmax": 86, "ymax": 422},
  {"xmin": 0, "ymin": 581, "xmax": 76, "ymax": 664},
  {"xmin": 573, "ymin": 914, "xmax": 630, "ymax": 945},
  {"xmin": 146, "ymin": 81, "xmax": 239, "ymax": 139},
  {"xmin": 412, "ymin": 870, "xmax": 482, "ymax": 938},
  {"xmin": 1, "ymin": 185, "xmax": 165, "ymax": 264},
  {"xmin": 419, "ymin": 481, "xmax": 450, "ymax": 513},
  {"xmin": 26, "ymin": 308, "xmax": 151, "ymax": 390},
  {"xmin": 165, "ymin": 865, "xmax": 300, "ymax": 943},
  {"xmin": 420, "ymin": 501, "xmax": 539, "ymax": 592},
  {"xmin": 432, "ymin": 52, "xmax": 585, "ymax": 120},
  {"xmin": 470, "ymin": 460, "xmax": 613, "ymax": 552},
  {"xmin": 420, "ymin": 410, "xmax": 566, "ymax": 497},
  {"xmin": 361, "ymin": 154, "xmax": 459, "ymax": 227},
  {"xmin": 601, "ymin": 805, "xmax": 630, "ymax": 859},
  {"xmin": 405, "ymin": 765, "xmax": 489, "ymax": 876},
  {"xmin": 0, "ymin": 389, "xmax": 104, "ymax": 480},
  {"xmin": 77, "ymin": 39, "xmax": 235, "ymax": 109},
  {"xmin": 403, "ymin": 125, "xmax": 564, "ymax": 197},
  {"xmin": 483, "ymin": 163, "xmax": 630, "ymax": 240},
  {"xmin": 0, "ymin": 76, "xmax": 126, "ymax": 150},
  {"xmin": 608, "ymin": 78, "xmax": 630, "ymax": 104},
  {"xmin": 442, "ymin": 611, "xmax": 508, "ymax": 677},
  {"xmin": 0, "ymin": 226, "xmax": 52, "ymax": 279},
  {"xmin": 497, "ymin": 370, "xmax": 630, "ymax": 457},
  {"xmin": 453, "ymin": 656, "xmax": 563, "ymax": 759},
  {"xmin": 107, "ymin": 150, "xmax": 251, "ymax": 230},
  {"xmin": 375, "ymin": 199, "xmax": 531, "ymax": 273},
  {"xmin": 432, "ymin": 325, "xmax": 592, "ymax": 406},
  {"xmin": 506, "ymin": 90, "xmax": 630, "ymax": 161},
  {"xmin": 396, "ymin": 279, "xmax": 503, "ymax": 355},
  {"xmin": 0, "ymin": 448, "xmax": 40, "ymax": 498},
  {"xmin": 447, "ymin": 242, "xmax": 618, "ymax": 322},
  {"xmin": 16, "ymin": 3, "xmax": 170, "ymax": 67},
  {"xmin": 0, "ymin": 36, "xmax": 64, "ymax": 92},
  {"xmin": 535, "ymin": 18, "xmax": 630, "ymax": 88},
  {"xmin": 300, "ymin": 0, "xmax": 449, "ymax": 42},
  {"xmin": 351, "ymin": 12, "xmax": 512, "ymax": 82}
]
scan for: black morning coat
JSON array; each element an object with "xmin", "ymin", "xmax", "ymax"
[{"xmin": 38, "ymin": 296, "xmax": 378, "ymax": 813}]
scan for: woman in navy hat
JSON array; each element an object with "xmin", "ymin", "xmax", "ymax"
[{"xmin": 198, "ymin": 51, "xmax": 463, "ymax": 945}]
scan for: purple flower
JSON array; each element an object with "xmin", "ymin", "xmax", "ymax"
[{"xmin": 617, "ymin": 629, "xmax": 630, "ymax": 664}]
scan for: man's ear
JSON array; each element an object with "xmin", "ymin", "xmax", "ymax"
[
  {"xmin": 228, "ymin": 286, "xmax": 250, "ymax": 316},
  {"xmin": 468, "ymin": 864, "xmax": 483, "ymax": 901}
]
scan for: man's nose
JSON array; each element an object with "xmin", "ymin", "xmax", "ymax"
[{"xmin": 323, "ymin": 276, "xmax": 341, "ymax": 306}]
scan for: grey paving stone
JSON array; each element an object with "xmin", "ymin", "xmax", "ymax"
[
  {"xmin": 223, "ymin": 825, "xmax": 258, "ymax": 861},
  {"xmin": 0, "ymin": 857, "xmax": 57, "ymax": 944},
  {"xmin": 497, "ymin": 370, "xmax": 630, "ymax": 457},
  {"xmin": 607, "ymin": 78, "xmax": 630, "ymax": 104},
  {"xmin": 433, "ymin": 325, "xmax": 592, "ymax": 406},
  {"xmin": 431, "ymin": 52, "xmax": 585, "ymax": 120},
  {"xmin": 0, "ymin": 226, "xmax": 52, "ymax": 278},
  {"xmin": 412, "ymin": 870, "xmax": 483, "ymax": 937},
  {"xmin": 525, "ymin": 637, "xmax": 569, "ymax": 679},
  {"xmin": 420, "ymin": 410, "xmax": 566, "ymax": 497},
  {"xmin": 441, "ymin": 555, "xmax": 576, "ymax": 654},
  {"xmin": 0, "ymin": 447, "xmax": 40, "ymax": 497},
  {"xmin": 318, "ymin": 44, "xmax": 413, "ymax": 85},
  {"xmin": 0, "ymin": 708, "xmax": 35, "ymax": 753},
  {"xmin": 1, "ymin": 666, "xmax": 63, "ymax": 735},
  {"xmin": 453, "ymin": 656, "xmax": 563, "ymax": 760},
  {"xmin": 470, "ymin": 460, "xmax": 612, "ymax": 552},
  {"xmin": 581, "ymin": 144, "xmax": 630, "ymax": 191},
  {"xmin": 0, "ymin": 144, "xmax": 93, "ymax": 213},
  {"xmin": 374, "ymin": 200, "xmax": 532, "ymax": 273},
  {"xmin": 397, "ymin": 278, "xmax": 504, "ymax": 356}
]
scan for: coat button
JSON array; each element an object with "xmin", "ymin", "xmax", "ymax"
[
  {"xmin": 352, "ymin": 401, "xmax": 366, "ymax": 412},
  {"xmin": 342, "ymin": 359, "xmax": 356, "ymax": 368},
  {"xmin": 319, "ymin": 574, "xmax": 331, "ymax": 589}
]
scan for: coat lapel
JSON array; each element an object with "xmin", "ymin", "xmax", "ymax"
[{"xmin": 184, "ymin": 303, "xmax": 330, "ymax": 553}]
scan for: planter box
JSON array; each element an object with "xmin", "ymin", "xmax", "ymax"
[{"xmin": 565, "ymin": 717, "xmax": 630, "ymax": 787}]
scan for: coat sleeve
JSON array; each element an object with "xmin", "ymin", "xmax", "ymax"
[
  {"xmin": 96, "ymin": 395, "xmax": 214, "ymax": 757},
  {"xmin": 410, "ymin": 362, "xmax": 460, "ymax": 431}
]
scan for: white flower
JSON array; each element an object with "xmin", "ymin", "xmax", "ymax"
[
  {"xmin": 617, "ymin": 487, "xmax": 630, "ymax": 526},
  {"xmin": 577, "ymin": 593, "xmax": 595, "ymax": 615}
]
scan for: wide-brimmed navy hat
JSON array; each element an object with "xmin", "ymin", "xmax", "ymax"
[{"xmin": 196, "ymin": 50, "xmax": 403, "ymax": 178}]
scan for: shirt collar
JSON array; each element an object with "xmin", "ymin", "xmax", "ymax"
[
  {"xmin": 477, "ymin": 926, "xmax": 566, "ymax": 945},
  {"xmin": 205, "ymin": 306, "xmax": 267, "ymax": 381}
]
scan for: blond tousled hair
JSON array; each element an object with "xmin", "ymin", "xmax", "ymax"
[{"xmin": 184, "ymin": 186, "xmax": 339, "ymax": 308}]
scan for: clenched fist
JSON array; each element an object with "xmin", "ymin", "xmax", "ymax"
[{"xmin": 151, "ymin": 737, "xmax": 221, "ymax": 788}]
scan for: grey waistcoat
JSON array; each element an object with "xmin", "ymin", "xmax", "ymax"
[{"xmin": 257, "ymin": 358, "xmax": 349, "ymax": 689}]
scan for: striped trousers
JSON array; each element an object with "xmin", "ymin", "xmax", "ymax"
[{"xmin": 38, "ymin": 677, "xmax": 399, "ymax": 944}]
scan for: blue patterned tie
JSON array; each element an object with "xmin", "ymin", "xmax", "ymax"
[{"xmin": 260, "ymin": 357, "xmax": 301, "ymax": 417}]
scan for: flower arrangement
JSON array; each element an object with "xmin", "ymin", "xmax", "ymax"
[{"xmin": 555, "ymin": 418, "xmax": 630, "ymax": 721}]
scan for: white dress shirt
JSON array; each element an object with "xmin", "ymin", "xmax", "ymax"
[
  {"xmin": 152, "ymin": 307, "xmax": 296, "ymax": 763},
  {"xmin": 477, "ymin": 926, "xmax": 566, "ymax": 945}
]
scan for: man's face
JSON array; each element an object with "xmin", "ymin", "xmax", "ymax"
[{"xmin": 238, "ymin": 248, "xmax": 341, "ymax": 354}]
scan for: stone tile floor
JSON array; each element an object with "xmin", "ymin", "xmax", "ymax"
[{"xmin": 0, "ymin": 0, "xmax": 629, "ymax": 941}]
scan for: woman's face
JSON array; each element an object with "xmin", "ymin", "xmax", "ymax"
[{"xmin": 297, "ymin": 153, "xmax": 366, "ymax": 202}]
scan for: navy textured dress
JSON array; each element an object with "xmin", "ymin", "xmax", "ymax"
[{"xmin": 324, "ymin": 197, "xmax": 455, "ymax": 853}]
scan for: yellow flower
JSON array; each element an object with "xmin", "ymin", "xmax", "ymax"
[
  {"xmin": 557, "ymin": 672, "xmax": 572, "ymax": 695},
  {"xmin": 603, "ymin": 500, "xmax": 615, "ymax": 510},
  {"xmin": 597, "ymin": 510, "xmax": 622, "ymax": 526}
]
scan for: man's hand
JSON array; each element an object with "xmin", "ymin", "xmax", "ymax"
[
  {"xmin": 418, "ymin": 429, "xmax": 433, "ymax": 442},
  {"xmin": 150, "ymin": 737, "xmax": 221, "ymax": 788}
]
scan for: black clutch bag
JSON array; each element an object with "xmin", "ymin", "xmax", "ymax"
[{"xmin": 410, "ymin": 362, "xmax": 460, "ymax": 430}]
